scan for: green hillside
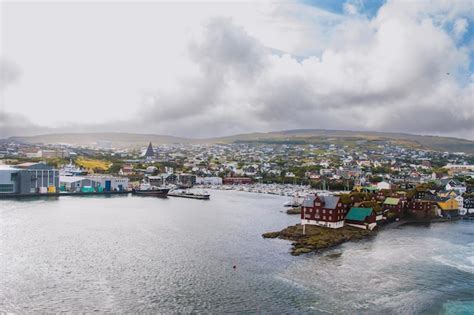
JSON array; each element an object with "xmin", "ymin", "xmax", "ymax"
[{"xmin": 7, "ymin": 129, "xmax": 474, "ymax": 153}]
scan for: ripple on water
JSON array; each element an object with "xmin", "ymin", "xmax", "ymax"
[
  {"xmin": 0, "ymin": 193, "xmax": 473, "ymax": 313},
  {"xmin": 278, "ymin": 223, "xmax": 474, "ymax": 313}
]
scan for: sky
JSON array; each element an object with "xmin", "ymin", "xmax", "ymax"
[{"xmin": 0, "ymin": 0, "xmax": 473, "ymax": 139}]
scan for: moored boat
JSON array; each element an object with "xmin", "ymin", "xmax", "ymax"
[
  {"xmin": 168, "ymin": 190, "xmax": 210, "ymax": 200},
  {"xmin": 132, "ymin": 182, "xmax": 170, "ymax": 197},
  {"xmin": 284, "ymin": 196, "xmax": 303, "ymax": 208}
]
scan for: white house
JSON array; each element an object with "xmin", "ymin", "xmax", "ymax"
[
  {"xmin": 146, "ymin": 166, "xmax": 158, "ymax": 174},
  {"xmin": 376, "ymin": 181, "xmax": 392, "ymax": 190},
  {"xmin": 196, "ymin": 177, "xmax": 223, "ymax": 185},
  {"xmin": 442, "ymin": 179, "xmax": 466, "ymax": 194}
]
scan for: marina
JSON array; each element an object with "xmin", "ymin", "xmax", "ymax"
[{"xmin": 200, "ymin": 183, "xmax": 339, "ymax": 197}]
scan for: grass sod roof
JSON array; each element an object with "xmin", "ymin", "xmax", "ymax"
[
  {"xmin": 384, "ymin": 197, "xmax": 400, "ymax": 205},
  {"xmin": 346, "ymin": 207, "xmax": 374, "ymax": 221}
]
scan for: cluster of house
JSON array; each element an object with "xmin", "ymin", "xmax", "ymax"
[
  {"xmin": 2, "ymin": 138, "xmax": 473, "ymax": 189},
  {"xmin": 300, "ymin": 179, "xmax": 473, "ymax": 230},
  {"xmin": 1, "ymin": 139, "xmax": 473, "ymax": 199}
]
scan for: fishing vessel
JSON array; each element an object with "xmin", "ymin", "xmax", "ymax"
[
  {"xmin": 132, "ymin": 182, "xmax": 169, "ymax": 197},
  {"xmin": 60, "ymin": 159, "xmax": 88, "ymax": 176}
]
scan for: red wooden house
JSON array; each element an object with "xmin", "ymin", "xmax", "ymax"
[
  {"xmin": 301, "ymin": 194, "xmax": 348, "ymax": 229},
  {"xmin": 383, "ymin": 197, "xmax": 404, "ymax": 215},
  {"xmin": 406, "ymin": 200, "xmax": 433, "ymax": 218}
]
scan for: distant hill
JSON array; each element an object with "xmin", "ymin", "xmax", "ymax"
[
  {"xmin": 7, "ymin": 129, "xmax": 474, "ymax": 153},
  {"xmin": 7, "ymin": 133, "xmax": 191, "ymax": 147},
  {"xmin": 210, "ymin": 129, "xmax": 474, "ymax": 153}
]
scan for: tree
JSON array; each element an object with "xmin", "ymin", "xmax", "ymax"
[{"xmin": 107, "ymin": 163, "xmax": 122, "ymax": 174}]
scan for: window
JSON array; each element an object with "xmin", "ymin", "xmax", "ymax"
[
  {"xmin": 10, "ymin": 173, "xmax": 18, "ymax": 182},
  {"xmin": 329, "ymin": 210, "xmax": 333, "ymax": 214},
  {"xmin": 322, "ymin": 209, "xmax": 326, "ymax": 214},
  {"xmin": 0, "ymin": 184, "xmax": 14, "ymax": 193}
]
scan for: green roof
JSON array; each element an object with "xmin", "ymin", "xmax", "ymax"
[
  {"xmin": 346, "ymin": 207, "xmax": 373, "ymax": 221},
  {"xmin": 384, "ymin": 197, "xmax": 400, "ymax": 205}
]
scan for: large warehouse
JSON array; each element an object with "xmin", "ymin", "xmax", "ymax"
[{"xmin": 0, "ymin": 163, "xmax": 59, "ymax": 194}]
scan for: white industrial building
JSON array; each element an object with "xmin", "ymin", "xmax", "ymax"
[
  {"xmin": 85, "ymin": 175, "xmax": 129, "ymax": 191},
  {"xmin": 196, "ymin": 177, "xmax": 223, "ymax": 185},
  {"xmin": 60, "ymin": 176, "xmax": 102, "ymax": 192}
]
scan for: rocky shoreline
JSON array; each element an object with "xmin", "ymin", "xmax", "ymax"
[
  {"xmin": 262, "ymin": 224, "xmax": 376, "ymax": 256},
  {"xmin": 285, "ymin": 207, "xmax": 301, "ymax": 215}
]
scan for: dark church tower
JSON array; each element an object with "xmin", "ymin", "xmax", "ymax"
[{"xmin": 144, "ymin": 142, "xmax": 154, "ymax": 159}]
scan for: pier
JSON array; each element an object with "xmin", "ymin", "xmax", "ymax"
[
  {"xmin": 0, "ymin": 190, "xmax": 211, "ymax": 200},
  {"xmin": 168, "ymin": 192, "xmax": 210, "ymax": 200},
  {"xmin": 0, "ymin": 191, "xmax": 131, "ymax": 199}
]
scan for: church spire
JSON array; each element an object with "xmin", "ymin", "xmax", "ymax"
[{"xmin": 144, "ymin": 142, "xmax": 154, "ymax": 158}]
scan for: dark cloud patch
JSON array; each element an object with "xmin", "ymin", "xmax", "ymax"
[
  {"xmin": 138, "ymin": 17, "xmax": 268, "ymax": 129},
  {"xmin": 0, "ymin": 111, "xmax": 51, "ymax": 138},
  {"xmin": 190, "ymin": 17, "xmax": 268, "ymax": 80}
]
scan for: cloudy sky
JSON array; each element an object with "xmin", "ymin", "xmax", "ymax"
[{"xmin": 0, "ymin": 0, "xmax": 473, "ymax": 139}]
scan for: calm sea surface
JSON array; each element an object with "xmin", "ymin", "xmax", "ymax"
[{"xmin": 1, "ymin": 191, "xmax": 473, "ymax": 313}]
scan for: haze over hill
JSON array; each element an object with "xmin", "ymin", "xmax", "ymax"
[{"xmin": 6, "ymin": 129, "xmax": 474, "ymax": 154}]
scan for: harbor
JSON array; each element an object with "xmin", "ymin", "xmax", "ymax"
[
  {"xmin": 1, "ymin": 190, "xmax": 472, "ymax": 313},
  {"xmin": 1, "ymin": 0, "xmax": 473, "ymax": 312}
]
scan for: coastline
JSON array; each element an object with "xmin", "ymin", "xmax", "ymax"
[
  {"xmin": 263, "ymin": 216, "xmax": 470, "ymax": 256},
  {"xmin": 263, "ymin": 224, "xmax": 376, "ymax": 256}
]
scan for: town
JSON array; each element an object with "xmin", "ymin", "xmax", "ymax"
[{"xmin": 0, "ymin": 138, "xmax": 473, "ymax": 222}]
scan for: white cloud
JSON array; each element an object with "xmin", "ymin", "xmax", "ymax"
[
  {"xmin": 0, "ymin": 1, "xmax": 473, "ymax": 139},
  {"xmin": 343, "ymin": 0, "xmax": 361, "ymax": 16},
  {"xmin": 453, "ymin": 18, "xmax": 468, "ymax": 39}
]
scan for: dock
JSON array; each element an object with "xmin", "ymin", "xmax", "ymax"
[
  {"xmin": 0, "ymin": 190, "xmax": 211, "ymax": 200},
  {"xmin": 0, "ymin": 191, "xmax": 131, "ymax": 199}
]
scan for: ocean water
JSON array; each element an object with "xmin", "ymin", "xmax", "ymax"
[{"xmin": 0, "ymin": 191, "xmax": 472, "ymax": 313}]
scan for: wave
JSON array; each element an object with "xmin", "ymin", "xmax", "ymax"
[{"xmin": 432, "ymin": 255, "xmax": 474, "ymax": 274}]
